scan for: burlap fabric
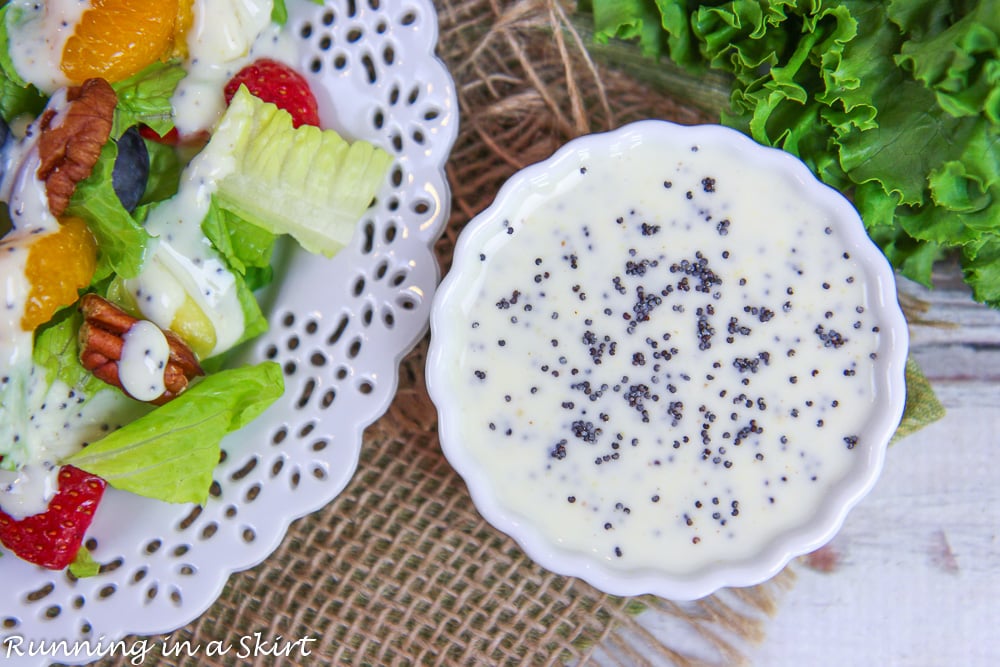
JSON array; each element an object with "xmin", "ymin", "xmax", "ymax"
[{"xmin": 90, "ymin": 1, "xmax": 803, "ymax": 664}]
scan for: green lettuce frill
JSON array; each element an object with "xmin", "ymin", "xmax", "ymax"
[{"xmin": 589, "ymin": 0, "xmax": 1000, "ymax": 307}]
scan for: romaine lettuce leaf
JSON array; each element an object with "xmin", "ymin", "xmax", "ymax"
[
  {"xmin": 65, "ymin": 141, "xmax": 154, "ymax": 282},
  {"xmin": 139, "ymin": 138, "xmax": 184, "ymax": 206},
  {"xmin": 272, "ymin": 0, "xmax": 288, "ymax": 24},
  {"xmin": 271, "ymin": 0, "xmax": 325, "ymax": 26},
  {"xmin": 0, "ymin": 363, "xmax": 32, "ymax": 469},
  {"xmin": 211, "ymin": 87, "xmax": 392, "ymax": 258},
  {"xmin": 195, "ymin": 198, "xmax": 274, "ymax": 361},
  {"xmin": 33, "ymin": 309, "xmax": 111, "ymax": 394},
  {"xmin": 110, "ymin": 61, "xmax": 187, "ymax": 139},
  {"xmin": 229, "ymin": 267, "xmax": 270, "ymax": 353},
  {"xmin": 202, "ymin": 195, "xmax": 277, "ymax": 279},
  {"xmin": 32, "ymin": 309, "xmax": 151, "ymax": 421},
  {"xmin": 0, "ymin": 311, "xmax": 148, "ymax": 470},
  {"xmin": 65, "ymin": 362, "xmax": 284, "ymax": 505}
]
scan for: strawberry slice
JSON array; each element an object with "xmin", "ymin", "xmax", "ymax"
[
  {"xmin": 0, "ymin": 466, "xmax": 106, "ymax": 570},
  {"xmin": 223, "ymin": 58, "xmax": 321, "ymax": 128},
  {"xmin": 138, "ymin": 125, "xmax": 210, "ymax": 149},
  {"xmin": 138, "ymin": 124, "xmax": 180, "ymax": 144}
]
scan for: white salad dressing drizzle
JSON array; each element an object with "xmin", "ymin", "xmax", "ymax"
[
  {"xmin": 4, "ymin": 0, "xmax": 91, "ymax": 94},
  {"xmin": 0, "ymin": 156, "xmax": 45, "ymax": 368},
  {"xmin": 0, "ymin": 89, "xmax": 129, "ymax": 519},
  {"xmin": 0, "ymin": 378, "xmax": 140, "ymax": 519},
  {"xmin": 118, "ymin": 320, "xmax": 170, "ymax": 402},
  {"xmin": 128, "ymin": 1, "xmax": 298, "ymax": 353},
  {"xmin": 0, "ymin": 90, "xmax": 71, "ymax": 365},
  {"xmin": 446, "ymin": 139, "xmax": 882, "ymax": 574},
  {"xmin": 172, "ymin": 0, "xmax": 297, "ymax": 135},
  {"xmin": 123, "ymin": 129, "xmax": 245, "ymax": 357},
  {"xmin": 0, "ymin": 461, "xmax": 62, "ymax": 519}
]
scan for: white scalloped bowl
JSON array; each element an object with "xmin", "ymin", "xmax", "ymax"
[{"xmin": 427, "ymin": 120, "xmax": 908, "ymax": 600}]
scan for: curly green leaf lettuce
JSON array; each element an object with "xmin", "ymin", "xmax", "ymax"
[{"xmin": 588, "ymin": 0, "xmax": 1000, "ymax": 306}]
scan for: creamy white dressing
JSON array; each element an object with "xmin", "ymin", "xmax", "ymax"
[
  {"xmin": 136, "ymin": 1, "xmax": 295, "ymax": 356},
  {"xmin": 4, "ymin": 0, "xmax": 91, "ymax": 94},
  {"xmin": 119, "ymin": 320, "xmax": 170, "ymax": 401},
  {"xmin": 172, "ymin": 0, "xmax": 297, "ymax": 135},
  {"xmin": 444, "ymin": 139, "xmax": 882, "ymax": 574},
  {"xmin": 0, "ymin": 91, "xmax": 91, "ymax": 518},
  {"xmin": 0, "ymin": 377, "xmax": 139, "ymax": 519},
  {"xmin": 123, "ymin": 138, "xmax": 245, "ymax": 357},
  {"xmin": 0, "ymin": 181, "xmax": 41, "ymax": 371},
  {"xmin": 0, "ymin": 92, "xmax": 70, "ymax": 367},
  {"xmin": 5, "ymin": 0, "xmax": 292, "ymax": 133},
  {"xmin": 0, "ymin": 461, "xmax": 61, "ymax": 519}
]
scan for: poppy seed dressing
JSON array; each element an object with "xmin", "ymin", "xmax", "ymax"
[{"xmin": 443, "ymin": 138, "xmax": 880, "ymax": 575}]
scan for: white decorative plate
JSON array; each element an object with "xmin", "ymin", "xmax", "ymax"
[{"xmin": 0, "ymin": 1, "xmax": 456, "ymax": 663}]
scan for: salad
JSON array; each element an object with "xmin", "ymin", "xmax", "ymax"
[{"xmin": 0, "ymin": 0, "xmax": 391, "ymax": 574}]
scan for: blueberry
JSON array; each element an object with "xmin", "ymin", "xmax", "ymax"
[
  {"xmin": 112, "ymin": 125, "xmax": 149, "ymax": 212},
  {"xmin": 0, "ymin": 116, "xmax": 9, "ymax": 184},
  {"xmin": 1, "ymin": 117, "xmax": 10, "ymax": 235}
]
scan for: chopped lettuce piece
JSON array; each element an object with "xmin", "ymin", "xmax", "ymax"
[
  {"xmin": 271, "ymin": 0, "xmax": 288, "ymax": 24},
  {"xmin": 33, "ymin": 310, "xmax": 109, "ymax": 394},
  {"xmin": 32, "ymin": 311, "xmax": 149, "ymax": 428},
  {"xmin": 65, "ymin": 362, "xmax": 284, "ymax": 505},
  {"xmin": 202, "ymin": 195, "xmax": 277, "ymax": 282},
  {"xmin": 139, "ymin": 138, "xmax": 184, "ymax": 206},
  {"xmin": 229, "ymin": 267, "xmax": 270, "ymax": 352},
  {"xmin": 0, "ymin": 364, "xmax": 32, "ymax": 470},
  {"xmin": 66, "ymin": 141, "xmax": 154, "ymax": 282},
  {"xmin": 210, "ymin": 86, "xmax": 393, "ymax": 257},
  {"xmin": 198, "ymin": 197, "xmax": 278, "ymax": 353},
  {"xmin": 69, "ymin": 546, "xmax": 101, "ymax": 578},
  {"xmin": 272, "ymin": 0, "xmax": 326, "ymax": 24},
  {"xmin": 110, "ymin": 61, "xmax": 187, "ymax": 139}
]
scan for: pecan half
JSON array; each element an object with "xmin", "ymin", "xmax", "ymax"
[
  {"xmin": 37, "ymin": 78, "xmax": 118, "ymax": 217},
  {"xmin": 78, "ymin": 294, "xmax": 204, "ymax": 405}
]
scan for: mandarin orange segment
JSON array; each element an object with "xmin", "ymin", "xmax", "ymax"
[
  {"xmin": 22, "ymin": 217, "xmax": 98, "ymax": 331},
  {"xmin": 60, "ymin": 0, "xmax": 185, "ymax": 84},
  {"xmin": 172, "ymin": 0, "xmax": 195, "ymax": 59}
]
